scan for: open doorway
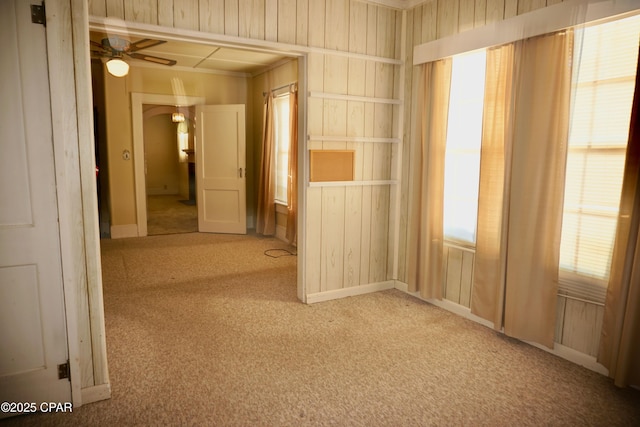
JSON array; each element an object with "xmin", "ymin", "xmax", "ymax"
[
  {"xmin": 89, "ymin": 26, "xmax": 304, "ymax": 288},
  {"xmin": 143, "ymin": 104, "xmax": 197, "ymax": 235}
]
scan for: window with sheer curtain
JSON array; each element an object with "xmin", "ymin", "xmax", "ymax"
[
  {"xmin": 443, "ymin": 50, "xmax": 487, "ymax": 245},
  {"xmin": 273, "ymin": 93, "xmax": 290, "ymax": 204},
  {"xmin": 558, "ymin": 15, "xmax": 640, "ymax": 301}
]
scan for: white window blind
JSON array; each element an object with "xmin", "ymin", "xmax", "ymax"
[
  {"xmin": 443, "ymin": 50, "xmax": 487, "ymax": 245},
  {"xmin": 273, "ymin": 94, "xmax": 290, "ymax": 204},
  {"xmin": 559, "ymin": 14, "xmax": 640, "ymax": 302}
]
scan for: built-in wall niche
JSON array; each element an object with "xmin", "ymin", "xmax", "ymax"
[{"xmin": 309, "ymin": 150, "xmax": 355, "ymax": 182}]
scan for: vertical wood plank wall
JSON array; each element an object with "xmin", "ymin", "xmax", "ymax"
[{"xmin": 401, "ymin": 0, "xmax": 606, "ymax": 361}]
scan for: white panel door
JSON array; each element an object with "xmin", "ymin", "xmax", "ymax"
[
  {"xmin": 195, "ymin": 105, "xmax": 247, "ymax": 234},
  {"xmin": 0, "ymin": 0, "xmax": 71, "ymax": 414}
]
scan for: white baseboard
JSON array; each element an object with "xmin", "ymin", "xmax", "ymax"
[
  {"xmin": 394, "ymin": 281, "xmax": 495, "ymax": 329},
  {"xmin": 81, "ymin": 383, "xmax": 111, "ymax": 406},
  {"xmin": 528, "ymin": 341, "xmax": 609, "ymax": 376},
  {"xmin": 394, "ymin": 280, "xmax": 610, "ymax": 377},
  {"xmin": 306, "ymin": 280, "xmax": 395, "ymax": 304},
  {"xmin": 110, "ymin": 224, "xmax": 139, "ymax": 239}
]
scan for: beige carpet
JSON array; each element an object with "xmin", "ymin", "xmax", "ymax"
[
  {"xmin": 4, "ymin": 232, "xmax": 640, "ymax": 426},
  {"xmin": 146, "ymin": 194, "xmax": 197, "ymax": 235}
]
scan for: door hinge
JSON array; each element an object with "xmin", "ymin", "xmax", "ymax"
[
  {"xmin": 31, "ymin": 2, "xmax": 46, "ymax": 26},
  {"xmin": 58, "ymin": 361, "xmax": 70, "ymax": 381}
]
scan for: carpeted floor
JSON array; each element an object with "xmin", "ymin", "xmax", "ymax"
[
  {"xmin": 146, "ymin": 194, "xmax": 197, "ymax": 235},
  {"xmin": 3, "ymin": 232, "xmax": 640, "ymax": 426}
]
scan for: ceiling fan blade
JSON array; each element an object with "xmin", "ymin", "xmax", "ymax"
[
  {"xmin": 128, "ymin": 39, "xmax": 167, "ymax": 52},
  {"xmin": 128, "ymin": 52, "xmax": 177, "ymax": 66},
  {"xmin": 90, "ymin": 40, "xmax": 110, "ymax": 52}
]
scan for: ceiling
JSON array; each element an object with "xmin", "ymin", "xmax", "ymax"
[{"xmin": 89, "ymin": 31, "xmax": 292, "ymax": 74}]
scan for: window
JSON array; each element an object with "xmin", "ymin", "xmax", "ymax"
[
  {"xmin": 559, "ymin": 15, "xmax": 640, "ymax": 299},
  {"xmin": 443, "ymin": 50, "xmax": 487, "ymax": 245},
  {"xmin": 273, "ymin": 93, "xmax": 290, "ymax": 204}
]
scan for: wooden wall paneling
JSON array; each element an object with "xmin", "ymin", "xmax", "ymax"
[
  {"xmin": 308, "ymin": 0, "xmax": 326, "ymax": 48},
  {"xmin": 349, "ymin": 1, "xmax": 368, "ymax": 55},
  {"xmin": 239, "ymin": 0, "xmax": 264, "ymax": 39},
  {"xmin": 546, "ymin": 0, "xmax": 563, "ymax": 6},
  {"xmin": 369, "ymin": 185, "xmax": 390, "ymax": 282},
  {"xmin": 459, "ymin": 250, "xmax": 473, "ymax": 307},
  {"xmin": 412, "ymin": 6, "xmax": 422, "ymax": 47},
  {"xmin": 437, "ymin": 0, "xmax": 459, "ymax": 38},
  {"xmin": 395, "ymin": 10, "xmax": 403, "ymax": 61},
  {"xmin": 555, "ymin": 295, "xmax": 567, "ymax": 343},
  {"xmin": 325, "ymin": 0, "xmax": 349, "ymax": 51},
  {"xmin": 422, "ymin": 0, "xmax": 437, "ymax": 43},
  {"xmin": 445, "ymin": 247, "xmax": 463, "ymax": 303},
  {"xmin": 199, "ymin": 0, "xmax": 225, "ymax": 34},
  {"xmin": 344, "ymin": 183, "xmax": 362, "ymax": 287},
  {"xmin": 105, "ymin": 0, "xmax": 124, "ymax": 19},
  {"xmin": 264, "ymin": 0, "xmax": 278, "ymax": 41},
  {"xmin": 359, "ymin": 127, "xmax": 374, "ymax": 284},
  {"xmin": 376, "ymin": 7, "xmax": 396, "ymax": 58},
  {"xmin": 321, "ymin": 186, "xmax": 346, "ymax": 291},
  {"xmin": 474, "ymin": 0, "xmax": 487, "ymax": 27},
  {"xmin": 306, "ymin": 49, "xmax": 324, "ymax": 296},
  {"xmin": 442, "ymin": 245, "xmax": 450, "ymax": 295},
  {"xmin": 173, "ymin": 0, "xmax": 199, "ymax": 30},
  {"xmin": 459, "ymin": 0, "xmax": 476, "ymax": 33},
  {"xmin": 561, "ymin": 299, "xmax": 605, "ymax": 357},
  {"xmin": 296, "ymin": 0, "xmax": 309, "ymax": 46},
  {"xmin": 504, "ymin": 0, "xmax": 518, "ymax": 19},
  {"xmin": 370, "ymin": 6, "xmax": 393, "ymax": 284},
  {"xmin": 278, "ymin": 0, "xmax": 297, "ymax": 44},
  {"xmin": 158, "ymin": 0, "xmax": 174, "ymax": 27},
  {"xmin": 485, "ymin": 0, "xmax": 505, "ymax": 24},
  {"xmin": 398, "ymin": 10, "xmax": 415, "ymax": 284},
  {"xmin": 223, "ymin": 0, "xmax": 239, "ymax": 35},
  {"xmin": 518, "ymin": 0, "xmax": 547, "ymax": 15},
  {"xmin": 125, "ymin": 0, "xmax": 158, "ymax": 25},
  {"xmin": 306, "ymin": 187, "xmax": 322, "ymax": 294},
  {"xmin": 88, "ymin": 0, "xmax": 107, "ymax": 17}
]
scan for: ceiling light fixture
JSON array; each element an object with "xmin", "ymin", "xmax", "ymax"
[
  {"xmin": 172, "ymin": 112, "xmax": 185, "ymax": 123},
  {"xmin": 105, "ymin": 58, "xmax": 129, "ymax": 77}
]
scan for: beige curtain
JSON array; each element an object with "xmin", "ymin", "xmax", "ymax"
[
  {"xmin": 407, "ymin": 59, "xmax": 452, "ymax": 300},
  {"xmin": 598, "ymin": 47, "xmax": 640, "ymax": 388},
  {"xmin": 472, "ymin": 31, "xmax": 573, "ymax": 348},
  {"xmin": 471, "ymin": 44, "xmax": 515, "ymax": 330},
  {"xmin": 505, "ymin": 31, "xmax": 573, "ymax": 348},
  {"xmin": 256, "ymin": 93, "xmax": 276, "ymax": 235},
  {"xmin": 286, "ymin": 84, "xmax": 298, "ymax": 245}
]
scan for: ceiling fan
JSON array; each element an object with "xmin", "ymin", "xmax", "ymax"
[{"xmin": 91, "ymin": 36, "xmax": 177, "ymax": 77}]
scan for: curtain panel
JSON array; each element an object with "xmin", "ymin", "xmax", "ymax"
[
  {"xmin": 256, "ymin": 94, "xmax": 276, "ymax": 235},
  {"xmin": 471, "ymin": 31, "xmax": 573, "ymax": 348},
  {"xmin": 407, "ymin": 59, "xmax": 452, "ymax": 300},
  {"xmin": 598, "ymin": 46, "xmax": 640, "ymax": 388},
  {"xmin": 471, "ymin": 43, "xmax": 516, "ymax": 331},
  {"xmin": 286, "ymin": 84, "xmax": 298, "ymax": 245}
]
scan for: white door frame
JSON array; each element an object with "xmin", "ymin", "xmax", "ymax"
[
  {"xmin": 91, "ymin": 19, "xmax": 308, "ymax": 302},
  {"xmin": 131, "ymin": 93, "xmax": 205, "ymax": 237}
]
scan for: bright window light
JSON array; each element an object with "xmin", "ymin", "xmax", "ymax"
[
  {"xmin": 559, "ymin": 14, "xmax": 640, "ymax": 287},
  {"xmin": 443, "ymin": 50, "xmax": 487, "ymax": 244},
  {"xmin": 274, "ymin": 94, "xmax": 290, "ymax": 204}
]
